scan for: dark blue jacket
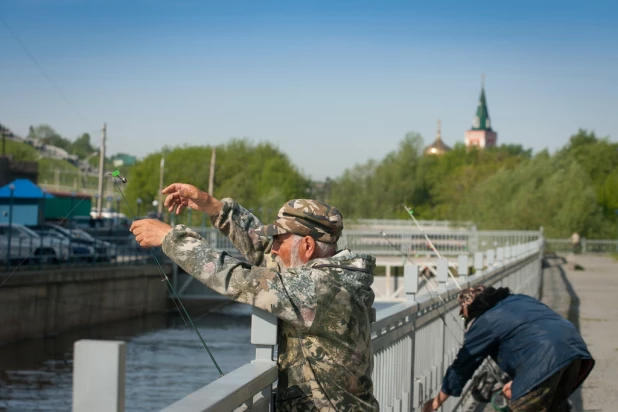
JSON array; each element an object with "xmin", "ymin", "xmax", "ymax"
[{"xmin": 442, "ymin": 294, "xmax": 593, "ymax": 401}]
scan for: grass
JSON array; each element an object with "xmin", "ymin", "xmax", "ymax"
[{"xmin": 4, "ymin": 139, "xmax": 39, "ymax": 161}]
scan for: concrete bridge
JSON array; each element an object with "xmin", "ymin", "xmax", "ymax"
[{"xmin": 64, "ymin": 231, "xmax": 618, "ymax": 411}]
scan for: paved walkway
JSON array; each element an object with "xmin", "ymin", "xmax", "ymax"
[
  {"xmin": 561, "ymin": 254, "xmax": 618, "ymax": 412},
  {"xmin": 476, "ymin": 254, "xmax": 618, "ymax": 412}
]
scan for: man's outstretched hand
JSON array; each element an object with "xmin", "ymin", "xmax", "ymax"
[
  {"xmin": 130, "ymin": 219, "xmax": 172, "ymax": 248},
  {"xmin": 162, "ymin": 183, "xmax": 222, "ymax": 215}
]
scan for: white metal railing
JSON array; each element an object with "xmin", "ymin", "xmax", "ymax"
[
  {"xmin": 545, "ymin": 238, "xmax": 618, "ymax": 254},
  {"xmin": 339, "ymin": 229, "xmax": 541, "ymax": 257},
  {"xmin": 72, "ymin": 236, "xmax": 544, "ymax": 412},
  {"xmin": 345, "ymin": 219, "xmax": 475, "ymax": 231},
  {"xmin": 183, "ymin": 227, "xmax": 542, "ymax": 258},
  {"xmin": 373, "ymin": 241, "xmax": 543, "ymax": 412}
]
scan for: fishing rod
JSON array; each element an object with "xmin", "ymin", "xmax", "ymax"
[
  {"xmin": 401, "ymin": 205, "xmax": 462, "ymax": 291},
  {"xmin": 382, "ymin": 206, "xmax": 510, "ymax": 410},
  {"xmin": 378, "ymin": 231, "xmax": 465, "ymax": 345},
  {"xmin": 110, "ymin": 171, "xmax": 224, "ymax": 377}
]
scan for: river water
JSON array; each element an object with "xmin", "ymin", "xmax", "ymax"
[
  {"xmin": 0, "ymin": 301, "xmax": 393, "ymax": 412},
  {"xmin": 0, "ymin": 302, "xmax": 254, "ymax": 412}
]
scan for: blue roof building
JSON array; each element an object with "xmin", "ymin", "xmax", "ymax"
[{"xmin": 0, "ymin": 179, "xmax": 54, "ymax": 225}]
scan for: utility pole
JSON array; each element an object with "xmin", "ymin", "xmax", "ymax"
[
  {"xmin": 96, "ymin": 123, "xmax": 106, "ymax": 217},
  {"xmin": 208, "ymin": 147, "xmax": 216, "ymax": 195},
  {"xmin": 158, "ymin": 156, "xmax": 165, "ymax": 216}
]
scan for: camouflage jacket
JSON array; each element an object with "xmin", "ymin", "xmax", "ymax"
[{"xmin": 162, "ymin": 198, "xmax": 379, "ymax": 411}]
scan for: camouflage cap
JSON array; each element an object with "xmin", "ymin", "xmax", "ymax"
[
  {"xmin": 255, "ymin": 199, "xmax": 343, "ymax": 244},
  {"xmin": 458, "ymin": 284, "xmax": 486, "ymax": 315}
]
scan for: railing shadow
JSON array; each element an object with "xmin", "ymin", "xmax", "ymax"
[{"xmin": 555, "ymin": 261, "xmax": 583, "ymax": 412}]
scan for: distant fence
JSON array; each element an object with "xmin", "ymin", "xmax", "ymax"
[
  {"xmin": 545, "ymin": 238, "xmax": 618, "ymax": 254},
  {"xmin": 0, "ymin": 234, "xmax": 167, "ymax": 271},
  {"xmin": 340, "ymin": 229, "xmax": 541, "ymax": 257}
]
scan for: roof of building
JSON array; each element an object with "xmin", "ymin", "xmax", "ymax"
[
  {"xmin": 471, "ymin": 86, "xmax": 492, "ymax": 131},
  {"xmin": 424, "ymin": 120, "xmax": 452, "ymax": 155},
  {"xmin": 0, "ymin": 179, "xmax": 54, "ymax": 199}
]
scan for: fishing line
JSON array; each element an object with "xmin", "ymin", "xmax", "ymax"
[
  {"xmin": 384, "ymin": 206, "xmax": 511, "ymax": 405},
  {"xmin": 378, "ymin": 231, "xmax": 465, "ymax": 345},
  {"xmin": 0, "ymin": 15, "xmax": 93, "ymax": 131},
  {"xmin": 111, "ymin": 172, "xmax": 224, "ymax": 377},
  {"xmin": 402, "ymin": 205, "xmax": 462, "ymax": 291}
]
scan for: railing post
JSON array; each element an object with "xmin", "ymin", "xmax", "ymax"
[
  {"xmin": 251, "ymin": 308, "xmax": 277, "ymax": 361},
  {"xmin": 73, "ymin": 340, "xmax": 126, "ymax": 412},
  {"xmin": 486, "ymin": 249, "xmax": 495, "ymax": 267},
  {"xmin": 385, "ymin": 265, "xmax": 392, "ymax": 300},
  {"xmin": 404, "ymin": 263, "xmax": 418, "ymax": 411},
  {"xmin": 474, "ymin": 252, "xmax": 484, "ymax": 275},
  {"xmin": 404, "ymin": 264, "xmax": 419, "ymax": 301},
  {"xmin": 457, "ymin": 254, "xmax": 468, "ymax": 280},
  {"xmin": 251, "ymin": 307, "xmax": 278, "ymax": 409},
  {"xmin": 437, "ymin": 259, "xmax": 448, "ymax": 292}
]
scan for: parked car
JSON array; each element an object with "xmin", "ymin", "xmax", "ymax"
[
  {"xmin": 0, "ymin": 223, "xmax": 70, "ymax": 264},
  {"xmin": 28, "ymin": 224, "xmax": 116, "ymax": 262},
  {"xmin": 30, "ymin": 228, "xmax": 96, "ymax": 261}
]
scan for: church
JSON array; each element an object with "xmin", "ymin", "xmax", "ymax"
[{"xmin": 424, "ymin": 82, "xmax": 498, "ymax": 155}]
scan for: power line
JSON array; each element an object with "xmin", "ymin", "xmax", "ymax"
[{"xmin": 0, "ymin": 15, "xmax": 94, "ymax": 131}]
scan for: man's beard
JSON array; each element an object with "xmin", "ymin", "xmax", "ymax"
[{"xmin": 275, "ymin": 243, "xmax": 304, "ymax": 270}]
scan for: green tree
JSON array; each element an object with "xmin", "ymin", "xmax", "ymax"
[
  {"xmin": 71, "ymin": 133, "xmax": 96, "ymax": 159},
  {"xmin": 123, "ymin": 139, "xmax": 310, "ymax": 225},
  {"xmin": 28, "ymin": 124, "xmax": 72, "ymax": 152}
]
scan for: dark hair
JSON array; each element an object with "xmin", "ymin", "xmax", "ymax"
[{"xmin": 464, "ymin": 287, "xmax": 511, "ymax": 328}]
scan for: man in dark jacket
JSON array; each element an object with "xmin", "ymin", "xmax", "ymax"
[{"xmin": 423, "ymin": 285, "xmax": 594, "ymax": 412}]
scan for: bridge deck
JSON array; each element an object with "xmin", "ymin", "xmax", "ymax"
[
  {"xmin": 563, "ymin": 255, "xmax": 618, "ymax": 412},
  {"xmin": 476, "ymin": 254, "xmax": 618, "ymax": 412}
]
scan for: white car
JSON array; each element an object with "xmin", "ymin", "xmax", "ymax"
[
  {"xmin": 41, "ymin": 225, "xmax": 116, "ymax": 262},
  {"xmin": 0, "ymin": 223, "xmax": 70, "ymax": 264}
]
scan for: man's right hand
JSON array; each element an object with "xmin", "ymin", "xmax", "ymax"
[
  {"xmin": 162, "ymin": 183, "xmax": 223, "ymax": 216},
  {"xmin": 502, "ymin": 380, "xmax": 513, "ymax": 400}
]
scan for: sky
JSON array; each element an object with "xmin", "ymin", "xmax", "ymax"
[{"xmin": 1, "ymin": 0, "xmax": 617, "ymax": 181}]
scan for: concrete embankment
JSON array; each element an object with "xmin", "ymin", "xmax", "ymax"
[{"xmin": 0, "ymin": 264, "xmax": 172, "ymax": 344}]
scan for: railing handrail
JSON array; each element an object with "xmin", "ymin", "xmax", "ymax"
[
  {"xmin": 160, "ymin": 361, "xmax": 278, "ymax": 412},
  {"xmin": 71, "ymin": 236, "xmax": 545, "ymax": 412},
  {"xmin": 152, "ymin": 239, "xmax": 543, "ymax": 411}
]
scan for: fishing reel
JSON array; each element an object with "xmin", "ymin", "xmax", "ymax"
[
  {"xmin": 470, "ymin": 361, "xmax": 511, "ymax": 412},
  {"xmin": 490, "ymin": 390, "xmax": 510, "ymax": 412}
]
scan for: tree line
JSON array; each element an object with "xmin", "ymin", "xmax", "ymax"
[
  {"xmin": 328, "ymin": 130, "xmax": 618, "ymax": 239},
  {"xmin": 6, "ymin": 125, "xmax": 618, "ymax": 239}
]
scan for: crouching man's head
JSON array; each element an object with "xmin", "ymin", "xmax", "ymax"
[
  {"xmin": 256, "ymin": 199, "xmax": 343, "ymax": 269},
  {"xmin": 458, "ymin": 284, "xmax": 487, "ymax": 319}
]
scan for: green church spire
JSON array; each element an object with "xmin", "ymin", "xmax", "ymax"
[{"xmin": 472, "ymin": 75, "xmax": 492, "ymax": 130}]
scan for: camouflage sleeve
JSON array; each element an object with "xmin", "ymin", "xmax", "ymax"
[
  {"xmin": 210, "ymin": 198, "xmax": 272, "ymax": 267},
  {"xmin": 162, "ymin": 224, "xmax": 317, "ymax": 330}
]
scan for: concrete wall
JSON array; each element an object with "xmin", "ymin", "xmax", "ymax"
[{"xmin": 0, "ymin": 264, "xmax": 171, "ymax": 343}]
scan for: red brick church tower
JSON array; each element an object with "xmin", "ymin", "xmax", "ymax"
[{"xmin": 465, "ymin": 78, "xmax": 497, "ymax": 149}]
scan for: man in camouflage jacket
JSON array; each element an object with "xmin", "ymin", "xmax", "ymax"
[{"xmin": 130, "ymin": 183, "xmax": 379, "ymax": 411}]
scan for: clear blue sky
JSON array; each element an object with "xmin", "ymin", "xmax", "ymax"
[{"xmin": 1, "ymin": 0, "xmax": 617, "ymax": 181}]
